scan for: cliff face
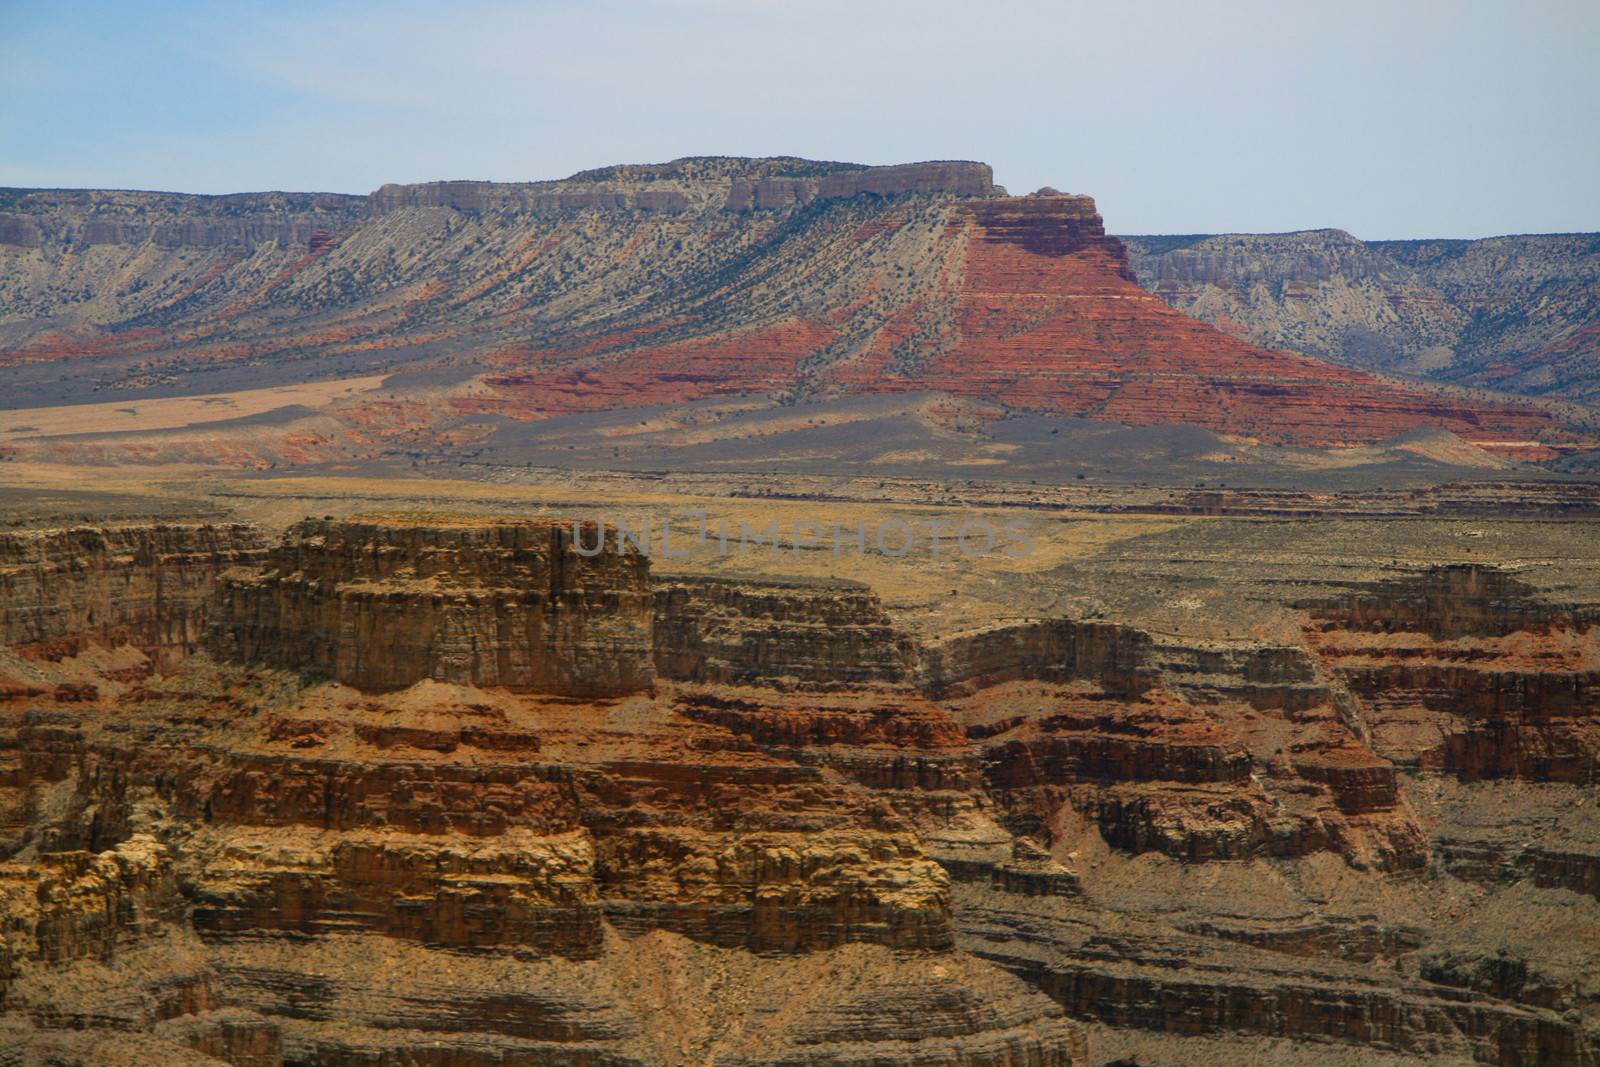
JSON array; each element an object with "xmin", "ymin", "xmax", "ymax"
[
  {"xmin": 0, "ymin": 189, "xmax": 364, "ymax": 252},
  {"xmin": 368, "ymin": 159, "xmax": 997, "ymax": 215},
  {"xmin": 919, "ymin": 618, "xmax": 1159, "ymax": 698},
  {"xmin": 0, "ymin": 518, "xmax": 1597, "ymax": 1063},
  {"xmin": 1304, "ymin": 565, "xmax": 1600, "ymax": 785},
  {"xmin": 1124, "ymin": 229, "xmax": 1600, "ymax": 404},
  {"xmin": 0, "ymin": 523, "xmax": 264, "ymax": 665},
  {"xmin": 1, "ymin": 158, "xmax": 1569, "ymax": 462},
  {"xmin": 0, "ymin": 516, "xmax": 1088, "ymax": 1065},
  {"xmin": 208, "ymin": 517, "xmax": 654, "ymax": 696},
  {"xmin": 652, "ymin": 575, "xmax": 917, "ymax": 686}
]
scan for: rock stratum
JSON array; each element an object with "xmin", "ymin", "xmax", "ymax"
[
  {"xmin": 1, "ymin": 513, "xmax": 1598, "ymax": 1065},
  {"xmin": 0, "ymin": 157, "xmax": 1579, "ymax": 469},
  {"xmin": 1124, "ymin": 229, "xmax": 1600, "ymax": 405}
]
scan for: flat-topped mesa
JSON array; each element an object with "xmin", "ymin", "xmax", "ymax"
[
  {"xmin": 957, "ymin": 189, "xmax": 1138, "ymax": 278},
  {"xmin": 208, "ymin": 517, "xmax": 654, "ymax": 695},
  {"xmin": 366, "ymin": 179, "xmax": 699, "ymax": 215},
  {"xmin": 367, "ymin": 159, "xmax": 999, "ymax": 216}
]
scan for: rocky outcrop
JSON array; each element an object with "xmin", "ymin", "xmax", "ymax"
[
  {"xmin": 208, "ymin": 517, "xmax": 654, "ymax": 696},
  {"xmin": 1305, "ymin": 565, "xmax": 1600, "ymax": 784},
  {"xmin": 0, "ymin": 513, "xmax": 1091, "ymax": 1063},
  {"xmin": 726, "ymin": 160, "xmax": 998, "ymax": 211},
  {"xmin": 960, "ymin": 192, "xmax": 1136, "ymax": 271},
  {"xmin": 0, "ymin": 214, "xmax": 43, "ymax": 248},
  {"xmin": 0, "ymin": 524, "xmax": 264, "ymax": 666},
  {"xmin": 953, "ymin": 679, "xmax": 1425, "ymax": 869},
  {"xmin": 367, "ymin": 160, "xmax": 996, "ymax": 217},
  {"xmin": 187, "ymin": 826, "xmax": 604, "ymax": 957},
  {"xmin": 4, "ymin": 515, "xmax": 1600, "ymax": 1065},
  {"xmin": 367, "ymin": 180, "xmax": 696, "ymax": 215},
  {"xmin": 919, "ymin": 618, "xmax": 1158, "ymax": 697},
  {"xmin": 0, "ymin": 835, "xmax": 177, "ymax": 982},
  {"xmin": 1304, "ymin": 563, "xmax": 1599, "ymax": 638},
  {"xmin": 653, "ymin": 575, "xmax": 916, "ymax": 686},
  {"xmin": 0, "ymin": 188, "xmax": 363, "ymax": 249},
  {"xmin": 957, "ymin": 884, "xmax": 1597, "ymax": 1067},
  {"xmin": 596, "ymin": 828, "xmax": 952, "ymax": 952}
]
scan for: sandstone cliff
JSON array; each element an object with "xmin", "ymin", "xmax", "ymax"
[
  {"xmin": 1, "ymin": 516, "xmax": 1598, "ymax": 1065},
  {"xmin": 0, "ymin": 523, "xmax": 264, "ymax": 665},
  {"xmin": 653, "ymin": 575, "xmax": 917, "ymax": 686},
  {"xmin": 208, "ymin": 517, "xmax": 654, "ymax": 696}
]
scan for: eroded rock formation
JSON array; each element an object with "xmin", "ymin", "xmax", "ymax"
[
  {"xmin": 1124, "ymin": 229, "xmax": 1600, "ymax": 405},
  {"xmin": 1, "ymin": 516, "xmax": 1598, "ymax": 1065},
  {"xmin": 1, "ymin": 158, "xmax": 1574, "ymax": 464},
  {"xmin": 209, "ymin": 517, "xmax": 654, "ymax": 696},
  {"xmin": 0, "ymin": 523, "xmax": 264, "ymax": 665}
]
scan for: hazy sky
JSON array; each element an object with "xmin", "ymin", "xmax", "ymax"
[{"xmin": 2, "ymin": 0, "xmax": 1595, "ymax": 237}]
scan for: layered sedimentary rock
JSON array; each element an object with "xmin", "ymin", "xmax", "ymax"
[
  {"xmin": 1, "ymin": 158, "xmax": 1571, "ymax": 464},
  {"xmin": 369, "ymin": 159, "xmax": 996, "ymax": 216},
  {"xmin": 1124, "ymin": 229, "xmax": 1600, "ymax": 404},
  {"xmin": 0, "ymin": 516, "xmax": 1087, "ymax": 1064},
  {"xmin": 186, "ymin": 825, "xmax": 604, "ymax": 954},
  {"xmin": 367, "ymin": 180, "xmax": 697, "ymax": 215},
  {"xmin": 919, "ymin": 618, "xmax": 1158, "ymax": 698},
  {"xmin": 0, "ymin": 189, "xmax": 363, "ymax": 250},
  {"xmin": 3, "ymin": 516, "xmax": 1600, "ymax": 1065},
  {"xmin": 208, "ymin": 517, "xmax": 654, "ymax": 695},
  {"xmin": 0, "ymin": 523, "xmax": 264, "ymax": 664},
  {"xmin": 1305, "ymin": 565, "xmax": 1600, "ymax": 784},
  {"xmin": 725, "ymin": 160, "xmax": 998, "ymax": 211},
  {"xmin": 483, "ymin": 188, "xmax": 1562, "ymax": 453},
  {"xmin": 652, "ymin": 575, "xmax": 917, "ymax": 686},
  {"xmin": 0, "ymin": 835, "xmax": 178, "ymax": 968}
]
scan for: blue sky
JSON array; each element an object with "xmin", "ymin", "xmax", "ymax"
[{"xmin": 2, "ymin": 0, "xmax": 1595, "ymax": 237}]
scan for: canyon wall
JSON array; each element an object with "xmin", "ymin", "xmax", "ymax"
[
  {"xmin": 4, "ymin": 157, "xmax": 1570, "ymax": 463},
  {"xmin": 919, "ymin": 618, "xmax": 1159, "ymax": 697},
  {"xmin": 1305, "ymin": 564, "xmax": 1600, "ymax": 786},
  {"xmin": 652, "ymin": 575, "xmax": 917, "ymax": 686},
  {"xmin": 208, "ymin": 517, "xmax": 654, "ymax": 696},
  {"xmin": 0, "ymin": 517, "xmax": 1598, "ymax": 1063},
  {"xmin": 0, "ymin": 523, "xmax": 264, "ymax": 664},
  {"xmin": 0, "ymin": 515, "xmax": 1088, "ymax": 1064}
]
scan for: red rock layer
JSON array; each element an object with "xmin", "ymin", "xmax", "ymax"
[
  {"xmin": 829, "ymin": 197, "xmax": 1558, "ymax": 450},
  {"xmin": 486, "ymin": 319, "xmax": 837, "ymax": 413},
  {"xmin": 483, "ymin": 193, "xmax": 1560, "ymax": 451},
  {"xmin": 1304, "ymin": 565, "xmax": 1600, "ymax": 784}
]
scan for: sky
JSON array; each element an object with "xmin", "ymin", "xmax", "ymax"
[{"xmin": 1, "ymin": 0, "xmax": 1595, "ymax": 238}]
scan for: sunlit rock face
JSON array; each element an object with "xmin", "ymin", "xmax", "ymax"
[{"xmin": 208, "ymin": 517, "xmax": 655, "ymax": 696}]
